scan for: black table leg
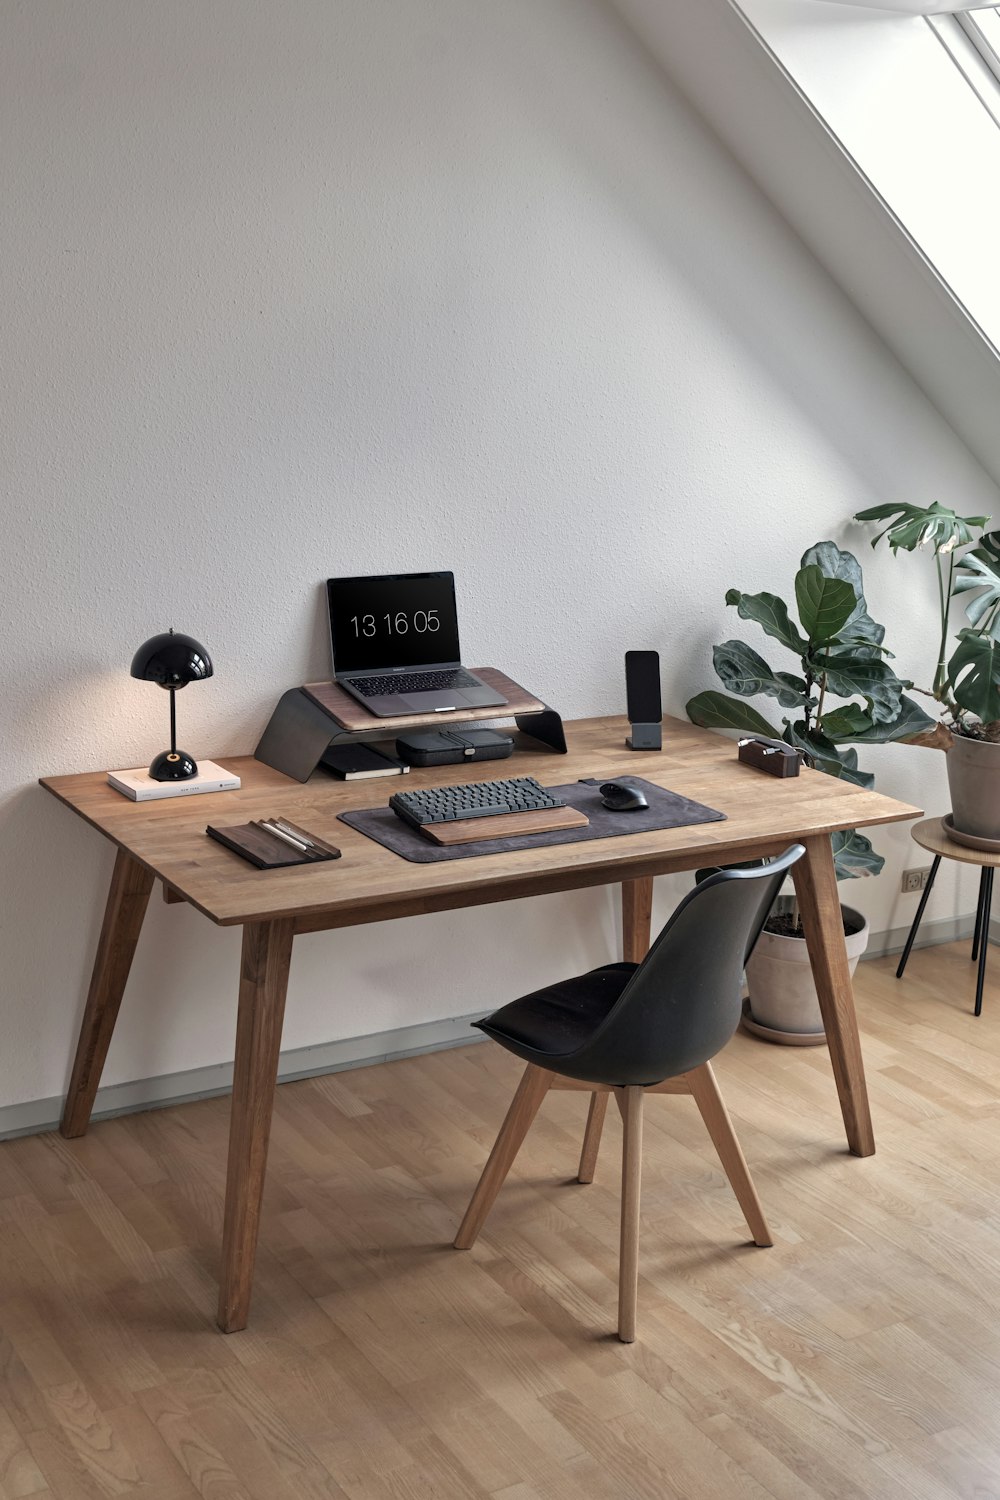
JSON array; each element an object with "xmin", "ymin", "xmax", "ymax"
[
  {"xmin": 972, "ymin": 867, "xmax": 990, "ymax": 962},
  {"xmin": 896, "ymin": 855, "xmax": 941, "ymax": 979},
  {"xmin": 975, "ymin": 868, "xmax": 994, "ymax": 1018}
]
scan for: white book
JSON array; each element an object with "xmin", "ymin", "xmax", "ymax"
[{"xmin": 107, "ymin": 760, "xmax": 241, "ymax": 801}]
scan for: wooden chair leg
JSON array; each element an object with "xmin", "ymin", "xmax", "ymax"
[
  {"xmin": 217, "ymin": 918, "xmax": 295, "ymax": 1333},
  {"xmin": 618, "ymin": 1085, "xmax": 644, "ymax": 1343},
  {"xmin": 454, "ymin": 1064, "xmax": 553, "ymax": 1250},
  {"xmin": 686, "ymin": 1063, "xmax": 772, "ymax": 1248},
  {"xmin": 578, "ymin": 1091, "xmax": 610, "ymax": 1183},
  {"xmin": 61, "ymin": 850, "xmax": 155, "ymax": 1139}
]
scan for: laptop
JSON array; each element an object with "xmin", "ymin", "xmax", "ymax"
[{"xmin": 327, "ymin": 571, "xmax": 509, "ymax": 717}]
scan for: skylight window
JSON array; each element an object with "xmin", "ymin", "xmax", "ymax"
[
  {"xmin": 958, "ymin": 6, "xmax": 1000, "ymax": 78},
  {"xmin": 932, "ymin": 9, "xmax": 1000, "ymax": 124}
]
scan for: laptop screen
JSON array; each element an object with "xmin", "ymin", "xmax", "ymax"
[{"xmin": 327, "ymin": 571, "xmax": 462, "ymax": 674}]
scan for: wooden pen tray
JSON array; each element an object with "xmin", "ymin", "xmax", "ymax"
[{"xmin": 207, "ymin": 821, "xmax": 341, "ymax": 869}]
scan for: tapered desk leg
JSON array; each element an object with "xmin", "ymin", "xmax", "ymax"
[
  {"xmin": 792, "ymin": 836, "xmax": 875, "ymax": 1158},
  {"xmin": 61, "ymin": 850, "xmax": 155, "ymax": 1139},
  {"xmin": 577, "ymin": 878, "xmax": 655, "ymax": 1182},
  {"xmin": 217, "ymin": 919, "xmax": 294, "ymax": 1333},
  {"xmin": 622, "ymin": 878, "xmax": 654, "ymax": 962}
]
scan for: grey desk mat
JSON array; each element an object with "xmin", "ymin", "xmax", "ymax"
[{"xmin": 338, "ymin": 777, "xmax": 726, "ymax": 863}]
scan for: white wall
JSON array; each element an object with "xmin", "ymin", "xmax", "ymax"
[{"xmin": 3, "ymin": 0, "xmax": 997, "ymax": 1110}]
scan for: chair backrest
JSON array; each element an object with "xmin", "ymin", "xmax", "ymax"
[{"xmin": 565, "ymin": 844, "xmax": 805, "ymax": 1087}]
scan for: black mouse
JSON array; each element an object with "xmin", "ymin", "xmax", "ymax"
[{"xmin": 599, "ymin": 779, "xmax": 648, "ymax": 812}]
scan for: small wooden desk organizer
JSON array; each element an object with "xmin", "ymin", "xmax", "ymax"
[
  {"xmin": 737, "ymin": 736, "xmax": 802, "ymax": 778},
  {"xmin": 254, "ymin": 668, "xmax": 567, "ymax": 783}
]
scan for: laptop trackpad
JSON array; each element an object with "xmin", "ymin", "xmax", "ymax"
[{"xmin": 403, "ymin": 691, "xmax": 464, "ymax": 712}]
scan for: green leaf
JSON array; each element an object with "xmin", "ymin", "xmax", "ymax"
[
  {"xmin": 712, "ymin": 641, "xmax": 811, "ymax": 709},
  {"xmin": 831, "ymin": 830, "xmax": 884, "ymax": 879},
  {"xmin": 783, "ymin": 723, "xmax": 875, "ymax": 789},
  {"xmin": 824, "ymin": 694, "xmax": 936, "ymax": 744},
  {"xmin": 685, "ymin": 692, "xmax": 781, "ymax": 738},
  {"xmin": 953, "ymin": 531, "xmax": 1000, "ymax": 639},
  {"xmin": 854, "ymin": 501, "xmax": 989, "ymax": 555},
  {"xmin": 820, "ymin": 704, "xmax": 873, "ymax": 739},
  {"xmin": 725, "ymin": 589, "xmax": 809, "ymax": 656},
  {"xmin": 833, "ymin": 636, "xmax": 895, "ymax": 660},
  {"xmin": 794, "ymin": 566, "xmax": 857, "ymax": 645},
  {"xmin": 801, "ymin": 541, "xmax": 886, "ymax": 655},
  {"xmin": 811, "ymin": 653, "xmax": 905, "ymax": 725},
  {"xmin": 948, "ymin": 628, "xmax": 1000, "ymax": 723}
]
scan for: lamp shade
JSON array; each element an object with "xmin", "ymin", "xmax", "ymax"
[{"xmin": 130, "ymin": 631, "xmax": 213, "ymax": 688}]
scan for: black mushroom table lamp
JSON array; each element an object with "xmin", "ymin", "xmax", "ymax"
[{"xmin": 130, "ymin": 629, "xmax": 214, "ymax": 781}]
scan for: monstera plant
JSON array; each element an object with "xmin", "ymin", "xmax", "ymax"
[
  {"xmin": 687, "ymin": 541, "xmax": 935, "ymax": 881},
  {"xmin": 853, "ymin": 501, "xmax": 997, "ymax": 733},
  {"xmin": 854, "ymin": 500, "xmax": 1000, "ymax": 841}
]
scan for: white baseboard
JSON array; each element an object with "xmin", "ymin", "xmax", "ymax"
[
  {"xmin": 0, "ymin": 1011, "xmax": 488, "ymax": 1142},
  {"xmin": 0, "ymin": 913, "xmax": 992, "ymax": 1142},
  {"xmin": 863, "ymin": 911, "xmax": 985, "ymax": 960}
]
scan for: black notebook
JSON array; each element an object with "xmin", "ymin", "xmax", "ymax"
[{"xmin": 320, "ymin": 743, "xmax": 409, "ymax": 780}]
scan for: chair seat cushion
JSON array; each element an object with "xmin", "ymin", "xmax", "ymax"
[{"xmin": 476, "ymin": 962, "xmax": 637, "ymax": 1057}]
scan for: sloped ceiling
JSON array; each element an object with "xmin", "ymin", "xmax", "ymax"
[{"xmin": 611, "ymin": 0, "xmax": 1000, "ymax": 487}]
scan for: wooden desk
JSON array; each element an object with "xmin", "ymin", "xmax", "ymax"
[{"xmin": 40, "ymin": 715, "xmax": 920, "ymax": 1332}]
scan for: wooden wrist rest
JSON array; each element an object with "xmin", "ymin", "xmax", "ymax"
[{"xmin": 423, "ymin": 805, "xmax": 589, "ymax": 846}]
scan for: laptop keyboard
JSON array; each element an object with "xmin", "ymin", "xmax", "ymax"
[
  {"xmin": 349, "ymin": 669, "xmax": 481, "ymax": 697},
  {"xmin": 390, "ymin": 776, "xmax": 565, "ymax": 828}
]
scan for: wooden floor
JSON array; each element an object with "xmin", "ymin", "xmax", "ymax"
[{"xmin": 3, "ymin": 941, "xmax": 1000, "ymax": 1498}]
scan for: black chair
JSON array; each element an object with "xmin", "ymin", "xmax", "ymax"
[{"xmin": 453, "ymin": 844, "xmax": 805, "ymax": 1342}]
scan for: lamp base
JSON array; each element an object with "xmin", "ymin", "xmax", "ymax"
[{"xmin": 149, "ymin": 748, "xmax": 198, "ymax": 782}]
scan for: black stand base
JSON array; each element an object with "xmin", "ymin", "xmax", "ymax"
[
  {"xmin": 149, "ymin": 748, "xmax": 198, "ymax": 781},
  {"xmin": 626, "ymin": 723, "xmax": 662, "ymax": 751},
  {"xmin": 254, "ymin": 689, "xmax": 567, "ymax": 784},
  {"xmin": 897, "ymin": 855, "xmax": 993, "ymax": 1016}
]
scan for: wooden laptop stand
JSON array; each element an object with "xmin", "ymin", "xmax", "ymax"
[{"xmin": 254, "ymin": 668, "xmax": 567, "ymax": 782}]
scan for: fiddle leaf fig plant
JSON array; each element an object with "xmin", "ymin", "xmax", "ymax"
[
  {"xmin": 687, "ymin": 541, "xmax": 936, "ymax": 880},
  {"xmin": 854, "ymin": 501, "xmax": 1000, "ymax": 737}
]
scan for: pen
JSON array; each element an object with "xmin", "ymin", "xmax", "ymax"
[
  {"xmin": 258, "ymin": 820, "xmax": 310, "ymax": 853},
  {"xmin": 271, "ymin": 817, "xmax": 321, "ymax": 850},
  {"xmin": 270, "ymin": 818, "xmax": 341, "ymax": 858}
]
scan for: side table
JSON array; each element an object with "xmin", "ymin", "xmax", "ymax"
[{"xmin": 896, "ymin": 816, "xmax": 997, "ymax": 1016}]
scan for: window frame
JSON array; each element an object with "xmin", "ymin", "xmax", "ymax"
[{"xmin": 928, "ymin": 10, "xmax": 1000, "ymax": 125}]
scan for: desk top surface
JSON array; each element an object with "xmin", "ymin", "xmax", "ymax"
[{"xmin": 40, "ymin": 716, "xmax": 922, "ymax": 929}]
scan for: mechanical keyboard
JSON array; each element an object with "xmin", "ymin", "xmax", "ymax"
[
  {"xmin": 348, "ymin": 669, "xmax": 481, "ymax": 697},
  {"xmin": 390, "ymin": 775, "xmax": 566, "ymax": 828}
]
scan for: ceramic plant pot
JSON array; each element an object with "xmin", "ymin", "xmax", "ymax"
[
  {"xmin": 745, "ymin": 906, "xmax": 869, "ymax": 1040},
  {"xmin": 947, "ymin": 734, "xmax": 1000, "ymax": 842}
]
